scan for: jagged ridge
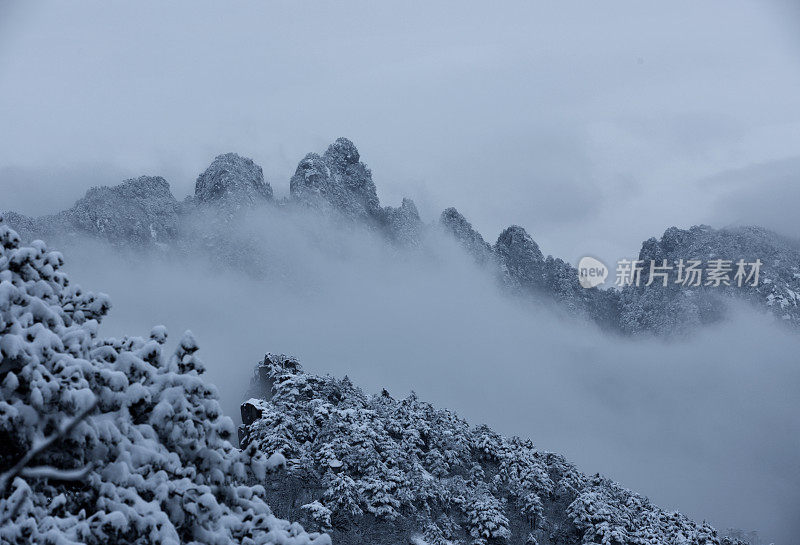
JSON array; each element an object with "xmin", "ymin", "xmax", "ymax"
[
  {"xmin": 617, "ymin": 225, "xmax": 800, "ymax": 335},
  {"xmin": 5, "ymin": 138, "xmax": 799, "ymax": 336}
]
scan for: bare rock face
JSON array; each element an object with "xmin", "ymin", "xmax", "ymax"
[
  {"xmin": 290, "ymin": 138, "xmax": 381, "ymax": 224},
  {"xmin": 195, "ymin": 153, "xmax": 272, "ymax": 208}
]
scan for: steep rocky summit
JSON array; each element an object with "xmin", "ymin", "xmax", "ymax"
[
  {"xmin": 289, "ymin": 138, "xmax": 382, "ymax": 224},
  {"xmin": 440, "ymin": 207, "xmax": 495, "ymax": 266},
  {"xmin": 195, "ymin": 152, "xmax": 273, "ymax": 208}
]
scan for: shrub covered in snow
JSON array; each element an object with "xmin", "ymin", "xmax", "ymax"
[
  {"xmin": 568, "ymin": 476, "xmax": 720, "ymax": 545},
  {"xmin": 0, "ymin": 217, "xmax": 328, "ymax": 545}
]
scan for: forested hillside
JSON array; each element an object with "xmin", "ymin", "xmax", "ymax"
[{"xmin": 239, "ymin": 354, "xmax": 745, "ymax": 545}]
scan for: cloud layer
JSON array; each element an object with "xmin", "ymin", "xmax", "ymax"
[{"xmin": 51, "ymin": 208, "xmax": 800, "ymax": 544}]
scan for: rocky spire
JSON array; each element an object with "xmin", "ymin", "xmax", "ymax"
[
  {"xmin": 195, "ymin": 153, "xmax": 272, "ymax": 207},
  {"xmin": 494, "ymin": 225, "xmax": 544, "ymax": 290},
  {"xmin": 385, "ymin": 198, "xmax": 422, "ymax": 246},
  {"xmin": 439, "ymin": 207, "xmax": 493, "ymax": 265},
  {"xmin": 290, "ymin": 138, "xmax": 381, "ymax": 224}
]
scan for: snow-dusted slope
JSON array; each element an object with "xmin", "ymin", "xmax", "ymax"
[
  {"xmin": 239, "ymin": 355, "xmax": 745, "ymax": 545},
  {"xmin": 195, "ymin": 152, "xmax": 273, "ymax": 209},
  {"xmin": 289, "ymin": 138, "xmax": 423, "ymax": 242},
  {"xmin": 5, "ymin": 175, "xmax": 181, "ymax": 248},
  {"xmin": 619, "ymin": 225, "xmax": 800, "ymax": 335},
  {"xmin": 290, "ymin": 137, "xmax": 383, "ymax": 226},
  {"xmin": 0, "ymin": 217, "xmax": 328, "ymax": 545}
]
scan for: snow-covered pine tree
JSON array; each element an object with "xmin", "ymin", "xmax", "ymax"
[{"xmin": 0, "ymin": 216, "xmax": 328, "ymax": 545}]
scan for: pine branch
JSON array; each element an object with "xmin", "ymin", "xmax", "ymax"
[
  {"xmin": 0, "ymin": 483, "xmax": 28, "ymax": 525},
  {"xmin": 0, "ymin": 356, "xmax": 25, "ymax": 377},
  {"xmin": 0, "ymin": 399, "xmax": 97, "ymax": 496},
  {"xmin": 19, "ymin": 465, "xmax": 93, "ymax": 481}
]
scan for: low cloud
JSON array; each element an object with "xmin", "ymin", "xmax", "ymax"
[{"xmin": 50, "ymin": 207, "xmax": 800, "ymax": 544}]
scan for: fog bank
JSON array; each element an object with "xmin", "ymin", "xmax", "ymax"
[{"xmin": 51, "ymin": 208, "xmax": 800, "ymax": 544}]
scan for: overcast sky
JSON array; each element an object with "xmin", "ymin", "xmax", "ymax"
[{"xmin": 2, "ymin": 1, "xmax": 800, "ymax": 265}]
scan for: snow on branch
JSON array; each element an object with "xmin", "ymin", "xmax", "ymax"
[{"xmin": 0, "ymin": 399, "xmax": 97, "ymax": 496}]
